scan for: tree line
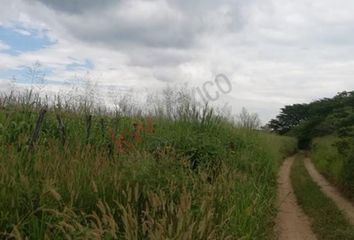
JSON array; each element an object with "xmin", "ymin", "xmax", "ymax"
[{"xmin": 267, "ymin": 91, "xmax": 354, "ymax": 149}]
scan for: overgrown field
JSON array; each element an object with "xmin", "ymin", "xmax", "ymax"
[{"xmin": 0, "ymin": 92, "xmax": 296, "ymax": 239}]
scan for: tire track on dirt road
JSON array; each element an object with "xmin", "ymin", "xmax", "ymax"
[
  {"xmin": 276, "ymin": 157, "xmax": 317, "ymax": 240},
  {"xmin": 304, "ymin": 158, "xmax": 354, "ymax": 225}
]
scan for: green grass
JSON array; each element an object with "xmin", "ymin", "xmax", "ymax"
[
  {"xmin": 291, "ymin": 153, "xmax": 354, "ymax": 240},
  {"xmin": 0, "ymin": 92, "xmax": 297, "ymax": 239},
  {"xmin": 311, "ymin": 136, "xmax": 345, "ymax": 182},
  {"xmin": 312, "ymin": 136, "xmax": 354, "ymax": 198}
]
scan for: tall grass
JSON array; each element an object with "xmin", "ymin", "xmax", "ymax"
[
  {"xmin": 0, "ymin": 90, "xmax": 296, "ymax": 239},
  {"xmin": 311, "ymin": 136, "xmax": 345, "ymax": 182},
  {"xmin": 312, "ymin": 136, "xmax": 354, "ymax": 197}
]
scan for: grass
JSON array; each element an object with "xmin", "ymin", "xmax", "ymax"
[
  {"xmin": 0, "ymin": 91, "xmax": 297, "ymax": 239},
  {"xmin": 291, "ymin": 153, "xmax": 354, "ymax": 240},
  {"xmin": 311, "ymin": 136, "xmax": 345, "ymax": 183},
  {"xmin": 312, "ymin": 136, "xmax": 354, "ymax": 199}
]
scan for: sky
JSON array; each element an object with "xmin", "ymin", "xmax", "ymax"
[{"xmin": 1, "ymin": 0, "xmax": 354, "ymax": 122}]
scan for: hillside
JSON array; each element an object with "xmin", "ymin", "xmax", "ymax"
[{"xmin": 0, "ymin": 91, "xmax": 296, "ymax": 239}]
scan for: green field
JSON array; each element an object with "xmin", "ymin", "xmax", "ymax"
[{"xmin": 0, "ymin": 92, "xmax": 296, "ymax": 239}]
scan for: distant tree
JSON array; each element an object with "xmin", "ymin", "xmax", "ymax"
[
  {"xmin": 27, "ymin": 61, "xmax": 47, "ymax": 91},
  {"xmin": 237, "ymin": 107, "xmax": 261, "ymax": 129},
  {"xmin": 267, "ymin": 104, "xmax": 309, "ymax": 134},
  {"xmin": 268, "ymin": 91, "xmax": 354, "ymax": 149}
]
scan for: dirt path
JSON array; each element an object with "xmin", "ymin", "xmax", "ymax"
[
  {"xmin": 304, "ymin": 158, "xmax": 354, "ymax": 225},
  {"xmin": 276, "ymin": 157, "xmax": 317, "ymax": 240}
]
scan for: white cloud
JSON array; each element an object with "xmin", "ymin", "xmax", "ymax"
[
  {"xmin": 13, "ymin": 28, "xmax": 31, "ymax": 36},
  {"xmin": 1, "ymin": 0, "xmax": 354, "ymax": 122},
  {"xmin": 0, "ymin": 41, "xmax": 10, "ymax": 51}
]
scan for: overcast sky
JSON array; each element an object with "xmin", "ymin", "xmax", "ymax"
[{"xmin": 1, "ymin": 0, "xmax": 354, "ymax": 122}]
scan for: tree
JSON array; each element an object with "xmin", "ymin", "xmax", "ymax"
[
  {"xmin": 237, "ymin": 107, "xmax": 261, "ymax": 129},
  {"xmin": 268, "ymin": 91, "xmax": 354, "ymax": 149},
  {"xmin": 267, "ymin": 104, "xmax": 309, "ymax": 134},
  {"xmin": 27, "ymin": 61, "xmax": 47, "ymax": 91}
]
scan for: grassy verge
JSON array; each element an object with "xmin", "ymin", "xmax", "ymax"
[
  {"xmin": 312, "ymin": 136, "xmax": 354, "ymax": 199},
  {"xmin": 291, "ymin": 153, "xmax": 354, "ymax": 240},
  {"xmin": 311, "ymin": 136, "xmax": 345, "ymax": 184},
  {"xmin": 0, "ymin": 92, "xmax": 297, "ymax": 239}
]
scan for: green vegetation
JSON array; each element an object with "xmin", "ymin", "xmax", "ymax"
[
  {"xmin": 291, "ymin": 154, "xmax": 354, "ymax": 240},
  {"xmin": 268, "ymin": 91, "xmax": 354, "ymax": 194},
  {"xmin": 268, "ymin": 91, "xmax": 354, "ymax": 149},
  {"xmin": 311, "ymin": 136, "xmax": 344, "ymax": 181},
  {"xmin": 0, "ymin": 91, "xmax": 296, "ymax": 239},
  {"xmin": 312, "ymin": 136, "xmax": 354, "ymax": 197}
]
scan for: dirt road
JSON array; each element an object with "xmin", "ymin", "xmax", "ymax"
[
  {"xmin": 304, "ymin": 158, "xmax": 354, "ymax": 225},
  {"xmin": 275, "ymin": 157, "xmax": 317, "ymax": 240}
]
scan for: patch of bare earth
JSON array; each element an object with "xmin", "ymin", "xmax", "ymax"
[
  {"xmin": 304, "ymin": 158, "xmax": 354, "ymax": 225},
  {"xmin": 275, "ymin": 157, "xmax": 317, "ymax": 240}
]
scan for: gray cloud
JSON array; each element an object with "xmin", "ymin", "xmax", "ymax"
[
  {"xmin": 34, "ymin": 0, "xmax": 247, "ymax": 49},
  {"xmin": 2, "ymin": 0, "xmax": 354, "ymax": 122},
  {"xmin": 36, "ymin": 0, "xmax": 117, "ymax": 14},
  {"xmin": 29, "ymin": 0, "xmax": 251, "ymax": 74}
]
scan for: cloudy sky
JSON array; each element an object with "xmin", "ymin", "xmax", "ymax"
[{"xmin": 1, "ymin": 0, "xmax": 354, "ymax": 122}]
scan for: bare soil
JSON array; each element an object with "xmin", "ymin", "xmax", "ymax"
[
  {"xmin": 275, "ymin": 157, "xmax": 317, "ymax": 240},
  {"xmin": 304, "ymin": 158, "xmax": 354, "ymax": 225}
]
